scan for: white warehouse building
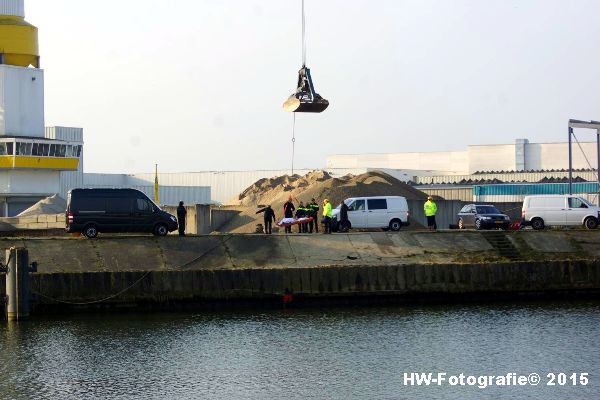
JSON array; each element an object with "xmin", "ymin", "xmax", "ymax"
[{"xmin": 326, "ymin": 139, "xmax": 599, "ymax": 175}]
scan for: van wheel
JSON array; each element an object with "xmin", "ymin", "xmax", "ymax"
[
  {"xmin": 83, "ymin": 224, "xmax": 98, "ymax": 239},
  {"xmin": 584, "ymin": 217, "xmax": 598, "ymax": 230},
  {"xmin": 389, "ymin": 219, "xmax": 402, "ymax": 232},
  {"xmin": 154, "ymin": 223, "xmax": 169, "ymax": 236},
  {"xmin": 458, "ymin": 218, "xmax": 464, "ymax": 230},
  {"xmin": 531, "ymin": 218, "xmax": 545, "ymax": 230}
]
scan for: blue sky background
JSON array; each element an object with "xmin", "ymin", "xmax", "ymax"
[{"xmin": 28, "ymin": 0, "xmax": 600, "ymax": 173}]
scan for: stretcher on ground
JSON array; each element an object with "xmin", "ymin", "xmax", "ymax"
[{"xmin": 276, "ymin": 217, "xmax": 314, "ymax": 227}]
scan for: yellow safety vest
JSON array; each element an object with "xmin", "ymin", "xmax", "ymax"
[
  {"xmin": 424, "ymin": 200, "xmax": 437, "ymax": 217},
  {"xmin": 323, "ymin": 202, "xmax": 332, "ymax": 217}
]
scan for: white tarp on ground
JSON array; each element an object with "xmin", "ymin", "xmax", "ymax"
[{"xmin": 16, "ymin": 194, "xmax": 66, "ymax": 217}]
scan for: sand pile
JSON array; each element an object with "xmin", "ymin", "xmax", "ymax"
[
  {"xmin": 230, "ymin": 170, "xmax": 429, "ymax": 208},
  {"xmin": 220, "ymin": 170, "xmax": 430, "ymax": 233},
  {"xmin": 17, "ymin": 195, "xmax": 66, "ymax": 217}
]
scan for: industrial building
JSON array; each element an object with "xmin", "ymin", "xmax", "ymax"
[
  {"xmin": 326, "ymin": 139, "xmax": 599, "ymax": 175},
  {"xmin": 0, "ymin": 0, "xmax": 83, "ymax": 216},
  {"xmin": 2, "ymin": 0, "xmax": 598, "ymax": 217}
]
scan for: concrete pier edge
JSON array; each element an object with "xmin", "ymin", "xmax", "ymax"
[{"xmin": 0, "ymin": 231, "xmax": 599, "ymax": 313}]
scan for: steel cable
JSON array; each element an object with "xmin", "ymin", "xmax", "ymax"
[{"xmin": 302, "ymin": 0, "xmax": 306, "ymax": 66}]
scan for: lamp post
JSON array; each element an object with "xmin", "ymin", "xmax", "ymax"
[{"xmin": 567, "ymin": 119, "xmax": 600, "ymax": 205}]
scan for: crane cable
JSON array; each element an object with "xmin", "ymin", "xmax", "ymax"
[
  {"xmin": 291, "ymin": 113, "xmax": 296, "ymax": 175},
  {"xmin": 291, "ymin": 0, "xmax": 306, "ymax": 175},
  {"xmin": 302, "ymin": 0, "xmax": 306, "ymax": 67}
]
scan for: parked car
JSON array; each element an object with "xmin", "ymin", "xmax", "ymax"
[
  {"xmin": 457, "ymin": 204, "xmax": 510, "ymax": 230},
  {"xmin": 521, "ymin": 194, "xmax": 600, "ymax": 230},
  {"xmin": 66, "ymin": 188, "xmax": 178, "ymax": 238},
  {"xmin": 331, "ymin": 196, "xmax": 409, "ymax": 232}
]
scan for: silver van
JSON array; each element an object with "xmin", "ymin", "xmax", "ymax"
[
  {"xmin": 521, "ymin": 195, "xmax": 600, "ymax": 230},
  {"xmin": 331, "ymin": 196, "xmax": 409, "ymax": 232}
]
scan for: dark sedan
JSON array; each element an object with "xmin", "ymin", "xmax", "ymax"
[{"xmin": 457, "ymin": 204, "xmax": 510, "ymax": 230}]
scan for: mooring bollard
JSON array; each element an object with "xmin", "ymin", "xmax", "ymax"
[{"xmin": 2, "ymin": 247, "xmax": 37, "ymax": 321}]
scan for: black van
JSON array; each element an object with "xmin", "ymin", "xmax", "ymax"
[{"xmin": 66, "ymin": 188, "xmax": 178, "ymax": 238}]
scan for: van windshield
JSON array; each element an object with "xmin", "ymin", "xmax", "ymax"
[
  {"xmin": 149, "ymin": 198, "xmax": 161, "ymax": 211},
  {"xmin": 581, "ymin": 198, "xmax": 594, "ymax": 207}
]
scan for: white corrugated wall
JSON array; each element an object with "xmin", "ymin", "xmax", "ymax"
[
  {"xmin": 56, "ymin": 126, "xmax": 85, "ymax": 200},
  {"xmin": 475, "ymin": 193, "xmax": 599, "ymax": 204},
  {"xmin": 77, "ymin": 184, "xmax": 210, "ymax": 206},
  {"xmin": 416, "ymin": 171, "xmax": 600, "ymax": 185},
  {"xmin": 83, "ymin": 168, "xmax": 367, "ymax": 204},
  {"xmin": 45, "ymin": 126, "xmax": 84, "ymax": 142}
]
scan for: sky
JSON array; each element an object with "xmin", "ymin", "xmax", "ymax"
[{"xmin": 27, "ymin": 0, "xmax": 600, "ymax": 174}]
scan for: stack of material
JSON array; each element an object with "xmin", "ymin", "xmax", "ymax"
[
  {"xmin": 231, "ymin": 170, "xmax": 429, "ymax": 207},
  {"xmin": 16, "ymin": 195, "xmax": 66, "ymax": 217}
]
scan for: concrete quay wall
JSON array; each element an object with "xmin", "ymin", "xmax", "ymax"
[
  {"xmin": 23, "ymin": 261, "xmax": 600, "ymax": 309},
  {"xmin": 0, "ymin": 231, "xmax": 599, "ymax": 310}
]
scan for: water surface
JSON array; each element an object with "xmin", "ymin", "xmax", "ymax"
[{"xmin": 0, "ymin": 301, "xmax": 598, "ymax": 399}]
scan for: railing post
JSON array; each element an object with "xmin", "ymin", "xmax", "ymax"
[{"xmin": 4, "ymin": 248, "xmax": 31, "ymax": 321}]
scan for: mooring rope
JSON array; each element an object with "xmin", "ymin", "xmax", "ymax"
[
  {"xmin": 30, "ymin": 270, "xmax": 153, "ymax": 305},
  {"xmin": 28, "ymin": 235, "xmax": 235, "ymax": 306}
]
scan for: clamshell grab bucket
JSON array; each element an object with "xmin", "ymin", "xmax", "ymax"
[{"xmin": 283, "ymin": 66, "xmax": 329, "ymax": 113}]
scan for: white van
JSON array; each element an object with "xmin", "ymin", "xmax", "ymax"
[
  {"xmin": 522, "ymin": 195, "xmax": 600, "ymax": 230},
  {"xmin": 331, "ymin": 196, "xmax": 409, "ymax": 232}
]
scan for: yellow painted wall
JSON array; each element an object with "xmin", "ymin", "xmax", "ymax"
[{"xmin": 0, "ymin": 156, "xmax": 79, "ymax": 170}]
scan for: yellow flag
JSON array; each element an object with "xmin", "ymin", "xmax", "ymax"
[{"xmin": 154, "ymin": 164, "xmax": 159, "ymax": 204}]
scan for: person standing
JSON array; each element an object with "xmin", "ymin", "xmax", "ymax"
[
  {"xmin": 176, "ymin": 201, "xmax": 187, "ymax": 236},
  {"xmin": 283, "ymin": 196, "xmax": 295, "ymax": 234},
  {"xmin": 256, "ymin": 205, "xmax": 276, "ymax": 234},
  {"xmin": 308, "ymin": 198, "xmax": 319, "ymax": 233},
  {"xmin": 322, "ymin": 199, "xmax": 333, "ymax": 234},
  {"xmin": 339, "ymin": 200, "xmax": 349, "ymax": 232},
  {"xmin": 296, "ymin": 201, "xmax": 307, "ymax": 233},
  {"xmin": 424, "ymin": 196, "xmax": 438, "ymax": 231}
]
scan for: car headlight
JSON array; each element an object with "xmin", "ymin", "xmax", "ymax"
[
  {"xmin": 481, "ymin": 216, "xmax": 491, "ymax": 220},
  {"xmin": 170, "ymin": 216, "xmax": 177, "ymax": 222}
]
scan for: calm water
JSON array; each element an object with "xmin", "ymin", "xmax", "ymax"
[{"xmin": 0, "ymin": 301, "xmax": 598, "ymax": 400}]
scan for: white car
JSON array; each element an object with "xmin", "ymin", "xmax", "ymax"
[
  {"xmin": 331, "ymin": 196, "xmax": 409, "ymax": 232},
  {"xmin": 522, "ymin": 194, "xmax": 600, "ymax": 230}
]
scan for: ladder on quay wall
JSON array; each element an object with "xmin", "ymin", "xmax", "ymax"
[{"xmin": 481, "ymin": 231, "xmax": 523, "ymax": 261}]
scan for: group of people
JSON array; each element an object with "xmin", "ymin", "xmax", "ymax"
[
  {"xmin": 257, "ymin": 196, "xmax": 336, "ymax": 234},
  {"xmin": 179, "ymin": 196, "xmax": 439, "ymax": 236}
]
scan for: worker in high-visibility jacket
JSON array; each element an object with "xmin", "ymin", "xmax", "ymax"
[
  {"xmin": 424, "ymin": 196, "xmax": 438, "ymax": 231},
  {"xmin": 322, "ymin": 199, "xmax": 333, "ymax": 234}
]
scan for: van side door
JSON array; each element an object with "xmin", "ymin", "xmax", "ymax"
[
  {"xmin": 366, "ymin": 198, "xmax": 388, "ymax": 227},
  {"xmin": 74, "ymin": 196, "xmax": 106, "ymax": 230},
  {"xmin": 347, "ymin": 199, "xmax": 367, "ymax": 228},
  {"xmin": 543, "ymin": 197, "xmax": 567, "ymax": 225},
  {"xmin": 105, "ymin": 197, "xmax": 134, "ymax": 232}
]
